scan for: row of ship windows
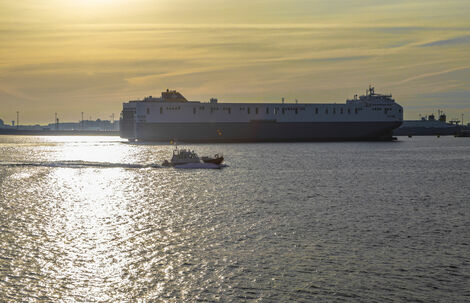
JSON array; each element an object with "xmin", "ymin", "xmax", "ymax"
[{"xmin": 145, "ymin": 106, "xmax": 402, "ymax": 115}]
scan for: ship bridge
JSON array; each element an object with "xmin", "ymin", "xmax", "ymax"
[
  {"xmin": 133, "ymin": 89, "xmax": 190, "ymax": 103},
  {"xmin": 347, "ymin": 86, "xmax": 395, "ymax": 105}
]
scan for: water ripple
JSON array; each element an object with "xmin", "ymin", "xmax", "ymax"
[{"xmin": 0, "ymin": 136, "xmax": 469, "ymax": 301}]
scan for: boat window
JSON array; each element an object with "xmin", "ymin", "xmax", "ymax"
[
  {"xmin": 247, "ymin": 108, "xmax": 250, "ymax": 114},
  {"xmin": 274, "ymin": 108, "xmax": 278, "ymax": 114},
  {"xmin": 147, "ymin": 108, "xmax": 150, "ymax": 114},
  {"xmin": 295, "ymin": 108, "xmax": 298, "ymax": 114},
  {"xmin": 282, "ymin": 108, "xmax": 285, "ymax": 114},
  {"xmin": 160, "ymin": 107, "xmax": 163, "ymax": 114},
  {"xmin": 315, "ymin": 108, "xmax": 318, "ymax": 114},
  {"xmin": 266, "ymin": 107, "xmax": 269, "ymax": 114},
  {"xmin": 340, "ymin": 108, "xmax": 343, "ymax": 114},
  {"xmin": 399, "ymin": 109, "xmax": 402, "ymax": 113},
  {"xmin": 355, "ymin": 108, "xmax": 358, "ymax": 114},
  {"xmin": 255, "ymin": 107, "xmax": 259, "ymax": 114},
  {"xmin": 325, "ymin": 108, "xmax": 328, "ymax": 114},
  {"xmin": 348, "ymin": 108, "xmax": 351, "ymax": 114},
  {"xmin": 333, "ymin": 108, "xmax": 336, "ymax": 114},
  {"xmin": 228, "ymin": 108, "xmax": 231, "ymax": 114}
]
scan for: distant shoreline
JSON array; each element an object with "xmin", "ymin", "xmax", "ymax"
[{"xmin": 0, "ymin": 129, "xmax": 119, "ymax": 136}]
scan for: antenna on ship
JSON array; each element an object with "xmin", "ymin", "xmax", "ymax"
[
  {"xmin": 16, "ymin": 111, "xmax": 19, "ymax": 129},
  {"xmin": 55, "ymin": 113, "xmax": 59, "ymax": 130}
]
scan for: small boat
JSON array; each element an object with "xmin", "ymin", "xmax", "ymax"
[
  {"xmin": 201, "ymin": 153, "xmax": 224, "ymax": 165},
  {"xmin": 162, "ymin": 145, "xmax": 224, "ymax": 167},
  {"xmin": 162, "ymin": 147, "xmax": 200, "ymax": 166}
]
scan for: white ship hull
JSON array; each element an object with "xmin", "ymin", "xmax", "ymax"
[{"xmin": 120, "ymin": 88, "xmax": 403, "ymax": 142}]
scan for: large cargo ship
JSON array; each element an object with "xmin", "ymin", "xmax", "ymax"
[{"xmin": 120, "ymin": 86, "xmax": 403, "ymax": 142}]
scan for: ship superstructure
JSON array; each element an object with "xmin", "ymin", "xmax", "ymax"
[
  {"xmin": 394, "ymin": 111, "xmax": 460, "ymax": 136},
  {"xmin": 120, "ymin": 87, "xmax": 403, "ymax": 142}
]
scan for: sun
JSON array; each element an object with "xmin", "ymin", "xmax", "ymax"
[
  {"xmin": 66, "ymin": 0, "xmax": 125, "ymax": 9},
  {"xmin": 59, "ymin": 0, "xmax": 131, "ymax": 18}
]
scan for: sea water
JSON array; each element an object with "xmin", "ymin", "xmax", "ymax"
[{"xmin": 1, "ymin": 135, "xmax": 469, "ymax": 302}]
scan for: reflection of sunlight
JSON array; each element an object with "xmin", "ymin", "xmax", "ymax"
[
  {"xmin": 45, "ymin": 167, "xmax": 136, "ymax": 301},
  {"xmin": 43, "ymin": 136, "xmax": 132, "ymax": 163},
  {"xmin": 42, "ymin": 136, "xmax": 123, "ymax": 144},
  {"xmin": 36, "ymin": 135, "xmax": 185, "ymax": 166},
  {"xmin": 2, "ymin": 135, "xmax": 211, "ymax": 300}
]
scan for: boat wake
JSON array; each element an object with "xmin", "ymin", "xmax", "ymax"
[
  {"xmin": 0, "ymin": 160, "xmax": 161, "ymax": 169},
  {"xmin": 0, "ymin": 161, "xmax": 228, "ymax": 169}
]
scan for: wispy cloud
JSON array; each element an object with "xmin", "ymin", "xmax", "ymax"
[
  {"xmin": 1, "ymin": 1, "xmax": 470, "ymax": 122},
  {"xmin": 420, "ymin": 35, "xmax": 470, "ymax": 47},
  {"xmin": 395, "ymin": 65, "xmax": 470, "ymax": 85}
]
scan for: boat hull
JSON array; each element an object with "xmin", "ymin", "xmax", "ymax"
[
  {"xmin": 202, "ymin": 157, "xmax": 224, "ymax": 165},
  {"xmin": 126, "ymin": 121, "xmax": 402, "ymax": 142}
]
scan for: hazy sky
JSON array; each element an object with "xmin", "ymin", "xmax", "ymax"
[{"xmin": 1, "ymin": 0, "xmax": 470, "ymax": 124}]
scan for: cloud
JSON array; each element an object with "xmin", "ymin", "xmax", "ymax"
[
  {"xmin": 2, "ymin": 0, "xmax": 470, "ymax": 123},
  {"xmin": 253, "ymin": 55, "xmax": 374, "ymax": 64},
  {"xmin": 395, "ymin": 65, "xmax": 470, "ymax": 85},
  {"xmin": 420, "ymin": 35, "xmax": 470, "ymax": 47}
]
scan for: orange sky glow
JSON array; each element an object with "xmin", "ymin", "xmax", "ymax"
[{"xmin": 1, "ymin": 0, "xmax": 470, "ymax": 124}]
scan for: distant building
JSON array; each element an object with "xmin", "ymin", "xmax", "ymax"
[
  {"xmin": 0, "ymin": 117, "xmax": 119, "ymax": 131},
  {"xmin": 47, "ymin": 119, "xmax": 119, "ymax": 131}
]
